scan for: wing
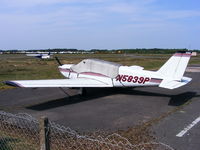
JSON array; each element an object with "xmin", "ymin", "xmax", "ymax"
[{"xmin": 5, "ymin": 78, "xmax": 113, "ymax": 88}]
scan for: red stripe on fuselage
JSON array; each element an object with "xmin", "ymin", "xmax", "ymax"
[
  {"xmin": 173, "ymin": 53, "xmax": 191, "ymax": 57},
  {"xmin": 150, "ymin": 78, "xmax": 162, "ymax": 83}
]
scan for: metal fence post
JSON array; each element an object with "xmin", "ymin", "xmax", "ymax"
[{"xmin": 39, "ymin": 116, "xmax": 50, "ymax": 150}]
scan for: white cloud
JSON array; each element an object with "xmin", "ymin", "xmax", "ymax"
[
  {"xmin": 0, "ymin": 0, "xmax": 104, "ymax": 8},
  {"xmin": 106, "ymin": 3, "xmax": 139, "ymax": 14},
  {"xmin": 0, "ymin": 0, "xmax": 200, "ymax": 49},
  {"xmin": 156, "ymin": 10, "xmax": 200, "ymax": 19},
  {"xmin": 1, "ymin": 0, "xmax": 199, "ymax": 31}
]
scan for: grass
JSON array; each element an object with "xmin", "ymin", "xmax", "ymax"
[
  {"xmin": 0, "ymin": 53, "xmax": 200, "ymax": 90},
  {"xmin": 0, "ymin": 55, "xmax": 63, "ymax": 89}
]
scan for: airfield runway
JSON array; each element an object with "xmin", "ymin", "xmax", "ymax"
[{"xmin": 0, "ymin": 66, "xmax": 200, "ymax": 150}]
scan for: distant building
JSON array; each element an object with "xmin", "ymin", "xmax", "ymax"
[{"xmin": 192, "ymin": 52, "xmax": 197, "ymax": 56}]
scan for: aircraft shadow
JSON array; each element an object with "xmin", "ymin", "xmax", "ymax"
[
  {"xmin": 121, "ymin": 89, "xmax": 198, "ymax": 106},
  {"xmin": 27, "ymin": 88, "xmax": 199, "ymax": 111},
  {"xmin": 27, "ymin": 88, "xmax": 119, "ymax": 111}
]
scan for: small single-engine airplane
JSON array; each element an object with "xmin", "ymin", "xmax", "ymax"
[
  {"xmin": 26, "ymin": 52, "xmax": 51, "ymax": 59},
  {"xmin": 5, "ymin": 51, "xmax": 192, "ymax": 92}
]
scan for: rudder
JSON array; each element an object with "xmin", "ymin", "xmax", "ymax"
[{"xmin": 157, "ymin": 51, "xmax": 192, "ymax": 80}]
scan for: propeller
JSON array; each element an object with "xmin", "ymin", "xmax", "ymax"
[{"xmin": 55, "ymin": 57, "xmax": 63, "ymax": 66}]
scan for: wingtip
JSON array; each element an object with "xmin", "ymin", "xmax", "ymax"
[{"xmin": 4, "ymin": 81, "xmax": 23, "ymax": 87}]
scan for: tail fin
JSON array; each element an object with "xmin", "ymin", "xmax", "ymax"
[{"xmin": 157, "ymin": 51, "xmax": 192, "ymax": 80}]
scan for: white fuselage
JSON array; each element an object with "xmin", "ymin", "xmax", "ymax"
[
  {"xmin": 58, "ymin": 64, "xmax": 163, "ymax": 88},
  {"xmin": 26, "ymin": 54, "xmax": 51, "ymax": 59}
]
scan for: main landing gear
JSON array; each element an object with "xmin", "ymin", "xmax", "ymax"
[{"xmin": 78, "ymin": 88, "xmax": 87, "ymax": 96}]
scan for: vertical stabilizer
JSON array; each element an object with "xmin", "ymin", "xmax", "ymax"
[{"xmin": 157, "ymin": 51, "xmax": 192, "ymax": 80}]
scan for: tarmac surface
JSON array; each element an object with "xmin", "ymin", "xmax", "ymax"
[{"xmin": 0, "ymin": 66, "xmax": 200, "ymax": 150}]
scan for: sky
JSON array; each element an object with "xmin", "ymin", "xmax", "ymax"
[{"xmin": 0, "ymin": 0, "xmax": 200, "ymax": 50}]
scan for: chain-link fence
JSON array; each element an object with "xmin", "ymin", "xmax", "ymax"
[
  {"xmin": 0, "ymin": 111, "xmax": 39, "ymax": 150},
  {"xmin": 0, "ymin": 111, "xmax": 174, "ymax": 150}
]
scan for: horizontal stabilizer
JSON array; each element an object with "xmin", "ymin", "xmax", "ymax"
[
  {"xmin": 159, "ymin": 77, "xmax": 192, "ymax": 89},
  {"xmin": 4, "ymin": 78, "xmax": 113, "ymax": 88}
]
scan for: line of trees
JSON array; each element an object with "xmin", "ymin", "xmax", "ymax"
[{"xmin": 0, "ymin": 48, "xmax": 199, "ymax": 54}]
